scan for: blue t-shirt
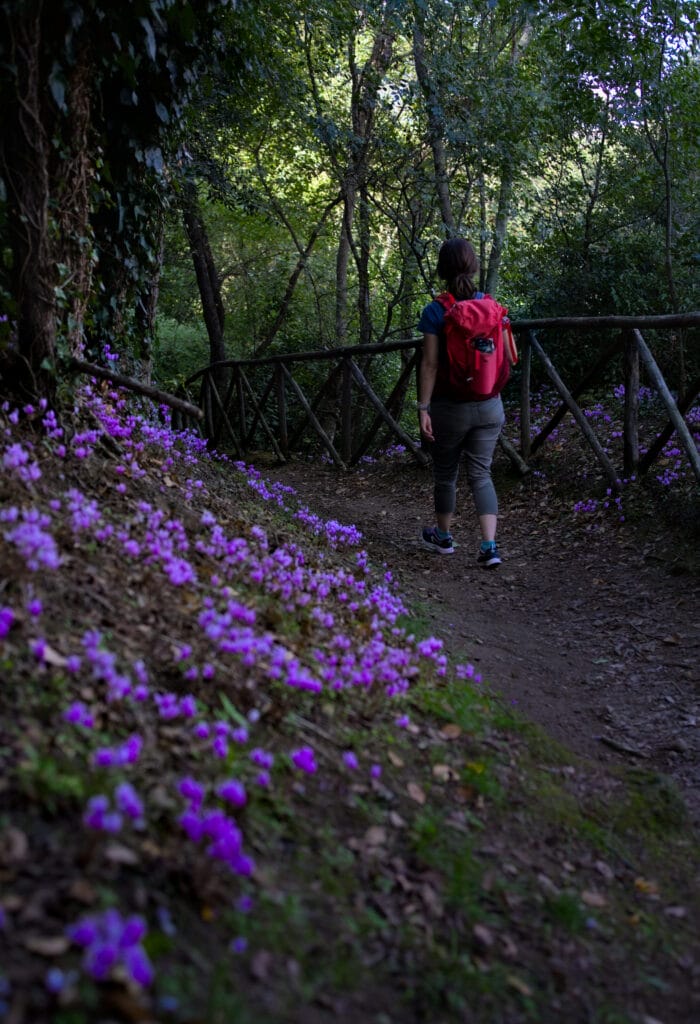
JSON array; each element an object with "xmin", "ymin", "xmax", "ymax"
[{"xmin": 417, "ymin": 300, "xmax": 445, "ymax": 337}]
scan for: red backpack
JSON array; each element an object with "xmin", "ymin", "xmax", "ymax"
[{"xmin": 435, "ymin": 291, "xmax": 517, "ymax": 401}]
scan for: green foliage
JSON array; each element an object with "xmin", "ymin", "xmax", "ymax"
[
  {"xmin": 1, "ymin": 0, "xmax": 698, "ymax": 397},
  {"xmin": 153, "ymin": 317, "xmax": 210, "ymax": 390}
]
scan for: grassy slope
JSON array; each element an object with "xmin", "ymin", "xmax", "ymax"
[{"xmin": 0, "ymin": 386, "xmax": 699, "ymax": 1024}]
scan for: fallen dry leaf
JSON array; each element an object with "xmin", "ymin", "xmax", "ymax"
[
  {"xmin": 388, "ymin": 751, "xmax": 405, "ymax": 768},
  {"xmin": 0, "ymin": 826, "xmax": 28, "ymax": 865},
  {"xmin": 42, "ymin": 643, "xmax": 67, "ymax": 667},
  {"xmin": 250, "ymin": 949, "xmax": 273, "ymax": 981},
  {"xmin": 407, "ymin": 782, "xmax": 426, "ymax": 805},
  {"xmin": 594, "ymin": 859, "xmax": 615, "ymax": 881},
  {"xmin": 454, "ymin": 785, "xmax": 478, "ymax": 805},
  {"xmin": 68, "ymin": 879, "xmax": 97, "ymax": 905},
  {"xmin": 388, "ymin": 811, "xmax": 407, "ymax": 828},
  {"xmin": 432, "ymin": 763, "xmax": 455, "ymax": 782},
  {"xmin": 440, "ymin": 723, "xmax": 462, "ymax": 740},
  {"xmin": 23, "ymin": 935, "xmax": 70, "ymax": 957},
  {"xmin": 634, "ymin": 877, "xmax": 660, "ymax": 896},
  {"xmin": 581, "ymin": 890, "xmax": 607, "ymax": 908},
  {"xmin": 103, "ymin": 842, "xmax": 139, "ymax": 866},
  {"xmin": 364, "ymin": 826, "xmax": 387, "ymax": 847},
  {"xmin": 507, "ymin": 974, "xmax": 534, "ymax": 998},
  {"xmin": 473, "ymin": 923, "xmax": 496, "ymax": 949},
  {"xmin": 663, "ymin": 905, "xmax": 687, "ymax": 919}
]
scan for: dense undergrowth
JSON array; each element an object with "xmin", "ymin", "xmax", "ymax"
[{"xmin": 1, "ymin": 381, "xmax": 699, "ymax": 1023}]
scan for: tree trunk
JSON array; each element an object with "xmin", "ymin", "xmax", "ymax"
[
  {"xmin": 181, "ymin": 181, "xmax": 226, "ymax": 368},
  {"xmin": 335, "ymin": 25, "xmax": 396, "ymax": 348},
  {"xmin": 335, "ymin": 180, "xmax": 358, "ymax": 349},
  {"xmin": 0, "ymin": 5, "xmax": 56, "ymax": 402},
  {"xmin": 484, "ymin": 166, "xmax": 513, "ymax": 295},
  {"xmin": 412, "ymin": 8, "xmax": 455, "ymax": 238},
  {"xmin": 53, "ymin": 43, "xmax": 94, "ymax": 359},
  {"xmin": 357, "ymin": 183, "xmax": 372, "ymax": 346},
  {"xmin": 134, "ymin": 215, "xmax": 165, "ymax": 383}
]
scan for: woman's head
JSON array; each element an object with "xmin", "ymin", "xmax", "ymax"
[{"xmin": 436, "ymin": 237, "xmax": 479, "ymax": 300}]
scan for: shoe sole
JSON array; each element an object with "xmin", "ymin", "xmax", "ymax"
[
  {"xmin": 478, "ymin": 557, "xmax": 501, "ymax": 568},
  {"xmin": 422, "ymin": 539, "xmax": 454, "ymax": 555}
]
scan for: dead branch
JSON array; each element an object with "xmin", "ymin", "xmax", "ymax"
[{"xmin": 69, "ymin": 359, "xmax": 203, "ymax": 420}]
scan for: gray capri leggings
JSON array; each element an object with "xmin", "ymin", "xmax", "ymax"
[{"xmin": 428, "ymin": 395, "xmax": 505, "ymax": 517}]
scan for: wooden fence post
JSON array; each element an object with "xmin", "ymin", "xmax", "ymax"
[
  {"xmin": 276, "ymin": 364, "xmax": 288, "ymax": 457},
  {"xmin": 520, "ymin": 331, "xmax": 532, "ymax": 459},
  {"xmin": 347, "ymin": 359, "xmax": 428, "ymax": 465},
  {"xmin": 638, "ymin": 375, "xmax": 700, "ymax": 476},
  {"xmin": 281, "ymin": 364, "xmax": 347, "ymax": 470},
  {"xmin": 235, "ymin": 368, "xmax": 246, "ymax": 452},
  {"xmin": 201, "ymin": 372, "xmax": 215, "ymax": 441},
  {"xmin": 634, "ymin": 330, "xmax": 700, "ymax": 484},
  {"xmin": 341, "ymin": 357, "xmax": 353, "ymax": 465},
  {"xmin": 529, "ymin": 333, "xmax": 621, "ymax": 491},
  {"xmin": 623, "ymin": 330, "xmax": 640, "ymax": 475}
]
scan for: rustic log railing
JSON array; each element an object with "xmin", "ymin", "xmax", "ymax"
[{"xmin": 178, "ymin": 312, "xmax": 700, "ymax": 487}]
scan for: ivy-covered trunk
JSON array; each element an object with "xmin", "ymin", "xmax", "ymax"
[
  {"xmin": 0, "ymin": 5, "xmax": 57, "ymax": 403},
  {"xmin": 53, "ymin": 44, "xmax": 95, "ymax": 361}
]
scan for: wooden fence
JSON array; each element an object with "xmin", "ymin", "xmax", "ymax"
[{"xmin": 177, "ymin": 313, "xmax": 700, "ymax": 488}]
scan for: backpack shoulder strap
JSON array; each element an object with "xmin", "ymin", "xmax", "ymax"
[{"xmin": 435, "ymin": 291, "xmax": 455, "ymax": 310}]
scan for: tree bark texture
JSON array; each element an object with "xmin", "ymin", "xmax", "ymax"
[
  {"xmin": 334, "ymin": 24, "xmax": 396, "ymax": 348},
  {"xmin": 53, "ymin": 42, "xmax": 95, "ymax": 359},
  {"xmin": 181, "ymin": 181, "xmax": 226, "ymax": 368},
  {"xmin": 0, "ymin": 4, "xmax": 56, "ymax": 402},
  {"xmin": 412, "ymin": 10, "xmax": 455, "ymax": 239}
]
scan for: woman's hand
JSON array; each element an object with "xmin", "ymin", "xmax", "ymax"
[
  {"xmin": 418, "ymin": 333, "xmax": 438, "ymax": 443},
  {"xmin": 418, "ymin": 408, "xmax": 434, "ymax": 442}
]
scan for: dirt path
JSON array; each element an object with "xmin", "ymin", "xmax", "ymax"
[{"xmin": 264, "ymin": 456, "xmax": 700, "ymax": 822}]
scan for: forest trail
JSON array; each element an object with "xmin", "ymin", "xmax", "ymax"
[{"xmin": 265, "ymin": 454, "xmax": 700, "ymax": 822}]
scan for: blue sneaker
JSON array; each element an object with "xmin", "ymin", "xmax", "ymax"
[
  {"xmin": 422, "ymin": 527, "xmax": 454, "ymax": 555},
  {"xmin": 477, "ymin": 543, "xmax": 501, "ymax": 568}
]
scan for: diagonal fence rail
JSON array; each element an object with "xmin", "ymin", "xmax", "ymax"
[{"xmin": 177, "ymin": 313, "xmax": 700, "ymax": 487}]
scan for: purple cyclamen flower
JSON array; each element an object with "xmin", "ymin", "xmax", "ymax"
[
  {"xmin": 178, "ymin": 777, "xmax": 205, "ymax": 808},
  {"xmin": 85, "ymin": 942, "xmax": 118, "ymax": 979},
  {"xmin": 250, "ymin": 748, "xmax": 274, "ymax": 769},
  {"xmin": 291, "ymin": 746, "xmax": 317, "ymax": 774},
  {"xmin": 342, "ymin": 751, "xmax": 359, "ymax": 771},
  {"xmin": 83, "ymin": 795, "xmax": 122, "ymax": 832},
  {"xmin": 114, "ymin": 782, "xmax": 144, "ymax": 822},
  {"xmin": 180, "ymin": 695, "xmax": 197, "ymax": 717},
  {"xmin": 119, "ymin": 916, "xmax": 147, "ymax": 948},
  {"xmin": 31, "ymin": 638, "xmax": 47, "ymax": 661},
  {"xmin": 67, "ymin": 919, "xmax": 99, "ymax": 947},
  {"xmin": 0, "ymin": 607, "xmax": 14, "ymax": 638},
  {"xmin": 212, "ymin": 736, "xmax": 229, "ymax": 759},
  {"xmin": 45, "ymin": 967, "xmax": 66, "ymax": 993},
  {"xmin": 63, "ymin": 701, "xmax": 94, "ymax": 728},
  {"xmin": 123, "ymin": 944, "xmax": 153, "ymax": 987},
  {"xmin": 179, "ymin": 810, "xmax": 203, "ymax": 843},
  {"xmin": 216, "ymin": 779, "xmax": 247, "ymax": 809},
  {"xmin": 67, "ymin": 910, "xmax": 152, "ymax": 988}
]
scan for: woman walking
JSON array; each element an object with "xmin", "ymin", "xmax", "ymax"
[{"xmin": 417, "ymin": 237, "xmax": 513, "ymax": 568}]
